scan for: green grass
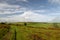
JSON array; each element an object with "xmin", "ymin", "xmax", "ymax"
[{"xmin": 0, "ymin": 22, "xmax": 60, "ymax": 40}]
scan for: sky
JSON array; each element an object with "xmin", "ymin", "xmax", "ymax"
[{"xmin": 0, "ymin": 0, "xmax": 60, "ymax": 22}]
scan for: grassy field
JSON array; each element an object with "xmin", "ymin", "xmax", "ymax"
[{"xmin": 0, "ymin": 22, "xmax": 60, "ymax": 40}]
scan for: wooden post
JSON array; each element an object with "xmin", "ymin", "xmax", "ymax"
[{"xmin": 14, "ymin": 29, "xmax": 17, "ymax": 40}]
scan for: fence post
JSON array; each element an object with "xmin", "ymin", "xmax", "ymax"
[{"xmin": 14, "ymin": 29, "xmax": 16, "ymax": 40}]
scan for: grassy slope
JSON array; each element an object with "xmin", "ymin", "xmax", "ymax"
[
  {"xmin": 10, "ymin": 22, "xmax": 60, "ymax": 40},
  {"xmin": 0, "ymin": 22, "xmax": 60, "ymax": 40}
]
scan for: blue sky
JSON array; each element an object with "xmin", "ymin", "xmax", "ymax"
[{"xmin": 0, "ymin": 0, "xmax": 60, "ymax": 22}]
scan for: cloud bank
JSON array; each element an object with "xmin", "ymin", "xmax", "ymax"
[
  {"xmin": 0, "ymin": 0, "xmax": 60, "ymax": 22},
  {"xmin": 0, "ymin": 11, "xmax": 55, "ymax": 22},
  {"xmin": 49, "ymin": 0, "xmax": 60, "ymax": 4}
]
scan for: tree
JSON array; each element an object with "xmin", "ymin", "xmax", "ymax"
[{"xmin": 24, "ymin": 23, "xmax": 27, "ymax": 26}]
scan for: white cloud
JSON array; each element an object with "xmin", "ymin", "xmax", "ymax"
[
  {"xmin": 0, "ymin": 3, "xmax": 27, "ymax": 14},
  {"xmin": 0, "ymin": 11, "xmax": 55, "ymax": 22},
  {"xmin": 0, "ymin": 3, "xmax": 55, "ymax": 22},
  {"xmin": 40, "ymin": 5, "xmax": 45, "ymax": 8},
  {"xmin": 22, "ymin": 11, "xmax": 54, "ymax": 22},
  {"xmin": 16, "ymin": 0, "xmax": 28, "ymax": 2},
  {"xmin": 49, "ymin": 0, "xmax": 60, "ymax": 4},
  {"xmin": 0, "ymin": 3, "xmax": 20, "ymax": 8},
  {"xmin": 0, "ymin": 3, "xmax": 19, "ymax": 14},
  {"xmin": 47, "ymin": 13, "xmax": 60, "ymax": 16},
  {"xmin": 51, "ymin": 16, "xmax": 60, "ymax": 22},
  {"xmin": 33, "ymin": 10, "xmax": 47, "ymax": 13},
  {"xmin": 0, "ymin": 0, "xmax": 28, "ymax": 3}
]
